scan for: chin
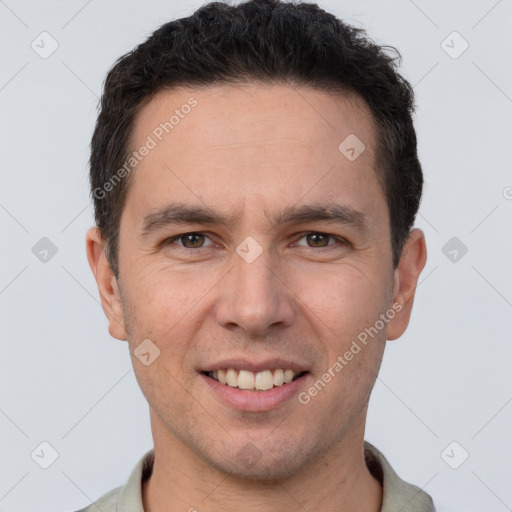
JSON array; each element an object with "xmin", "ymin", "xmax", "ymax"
[
  {"xmin": 198, "ymin": 437, "xmax": 316, "ymax": 482},
  {"xmin": 213, "ymin": 456, "xmax": 305, "ymax": 482}
]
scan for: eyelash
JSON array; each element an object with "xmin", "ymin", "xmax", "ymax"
[{"xmin": 162, "ymin": 232, "xmax": 347, "ymax": 250}]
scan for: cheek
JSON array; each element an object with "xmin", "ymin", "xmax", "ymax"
[
  {"xmin": 127, "ymin": 260, "xmax": 211, "ymax": 320},
  {"xmin": 297, "ymin": 262, "xmax": 390, "ymax": 340},
  {"xmin": 119, "ymin": 265, "xmax": 200, "ymax": 352},
  {"xmin": 120, "ymin": 262, "xmax": 221, "ymax": 370},
  {"xmin": 122, "ymin": 273, "xmax": 200, "ymax": 407}
]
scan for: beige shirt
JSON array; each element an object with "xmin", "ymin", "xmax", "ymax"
[{"xmin": 76, "ymin": 441, "xmax": 435, "ymax": 512}]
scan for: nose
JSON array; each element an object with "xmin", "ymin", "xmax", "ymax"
[{"xmin": 214, "ymin": 244, "xmax": 296, "ymax": 336}]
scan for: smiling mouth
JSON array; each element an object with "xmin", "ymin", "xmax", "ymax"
[{"xmin": 202, "ymin": 368, "xmax": 308, "ymax": 391}]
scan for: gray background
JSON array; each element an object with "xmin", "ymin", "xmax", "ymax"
[{"xmin": 1, "ymin": 0, "xmax": 511, "ymax": 511}]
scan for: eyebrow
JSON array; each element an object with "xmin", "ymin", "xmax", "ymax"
[{"xmin": 140, "ymin": 202, "xmax": 369, "ymax": 236}]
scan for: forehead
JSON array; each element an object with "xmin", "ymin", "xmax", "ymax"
[
  {"xmin": 134, "ymin": 82, "xmax": 376, "ymax": 156},
  {"xmin": 125, "ymin": 83, "xmax": 385, "ymax": 227}
]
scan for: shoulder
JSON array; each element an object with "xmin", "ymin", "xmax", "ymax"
[
  {"xmin": 364, "ymin": 441, "xmax": 436, "ymax": 512},
  {"xmin": 72, "ymin": 486, "xmax": 122, "ymax": 512},
  {"xmin": 69, "ymin": 448, "xmax": 154, "ymax": 512}
]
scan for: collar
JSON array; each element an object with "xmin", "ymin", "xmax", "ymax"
[{"xmin": 117, "ymin": 441, "xmax": 434, "ymax": 512}]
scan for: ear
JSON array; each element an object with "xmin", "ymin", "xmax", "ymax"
[
  {"xmin": 387, "ymin": 228, "xmax": 427, "ymax": 341},
  {"xmin": 86, "ymin": 227, "xmax": 128, "ymax": 341}
]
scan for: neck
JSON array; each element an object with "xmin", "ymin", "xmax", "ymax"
[{"xmin": 142, "ymin": 413, "xmax": 382, "ymax": 512}]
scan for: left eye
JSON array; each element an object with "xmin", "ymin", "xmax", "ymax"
[
  {"xmin": 294, "ymin": 232, "xmax": 344, "ymax": 248},
  {"xmin": 166, "ymin": 233, "xmax": 214, "ymax": 249}
]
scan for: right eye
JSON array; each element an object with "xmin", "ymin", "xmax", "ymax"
[{"xmin": 162, "ymin": 232, "xmax": 215, "ymax": 249}]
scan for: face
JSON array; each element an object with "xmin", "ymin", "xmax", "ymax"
[{"xmin": 88, "ymin": 83, "xmax": 426, "ymax": 480}]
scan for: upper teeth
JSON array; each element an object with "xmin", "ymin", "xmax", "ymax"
[{"xmin": 210, "ymin": 369, "xmax": 298, "ymax": 391}]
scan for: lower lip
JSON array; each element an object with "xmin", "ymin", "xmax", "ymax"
[{"xmin": 200, "ymin": 373, "xmax": 309, "ymax": 412}]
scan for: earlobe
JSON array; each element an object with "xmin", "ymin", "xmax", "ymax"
[
  {"xmin": 86, "ymin": 227, "xmax": 128, "ymax": 341},
  {"xmin": 386, "ymin": 228, "xmax": 427, "ymax": 341}
]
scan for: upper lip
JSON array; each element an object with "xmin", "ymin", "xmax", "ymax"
[{"xmin": 201, "ymin": 358, "xmax": 309, "ymax": 373}]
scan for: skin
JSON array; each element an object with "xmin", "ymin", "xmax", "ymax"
[{"xmin": 87, "ymin": 83, "xmax": 427, "ymax": 512}]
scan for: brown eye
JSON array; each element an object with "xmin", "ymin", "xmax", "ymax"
[
  {"xmin": 293, "ymin": 232, "xmax": 346, "ymax": 249},
  {"xmin": 305, "ymin": 233, "xmax": 331, "ymax": 247},
  {"xmin": 180, "ymin": 233, "xmax": 206, "ymax": 248},
  {"xmin": 161, "ymin": 232, "xmax": 217, "ymax": 253}
]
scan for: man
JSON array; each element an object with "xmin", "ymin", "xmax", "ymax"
[{"xmin": 83, "ymin": 0, "xmax": 433, "ymax": 510}]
